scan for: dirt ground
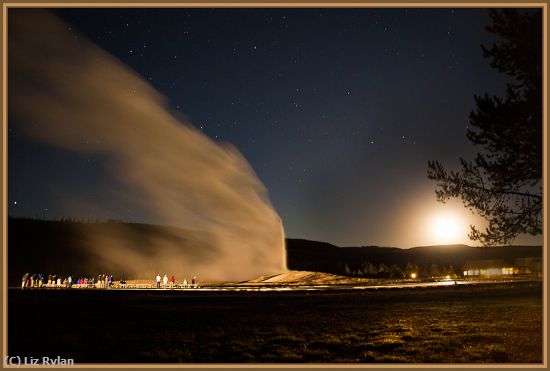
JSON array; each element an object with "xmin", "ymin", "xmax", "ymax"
[{"xmin": 7, "ymin": 281, "xmax": 542, "ymax": 364}]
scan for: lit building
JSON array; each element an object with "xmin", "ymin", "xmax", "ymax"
[{"xmin": 462, "ymin": 259, "xmax": 516, "ymax": 277}]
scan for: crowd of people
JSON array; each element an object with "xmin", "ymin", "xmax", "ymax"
[
  {"xmin": 155, "ymin": 274, "xmax": 199, "ymax": 289},
  {"xmin": 75, "ymin": 274, "xmax": 114, "ymax": 288},
  {"xmin": 21, "ymin": 273, "xmax": 114, "ymax": 289},
  {"xmin": 20, "ymin": 272, "xmax": 199, "ymax": 289}
]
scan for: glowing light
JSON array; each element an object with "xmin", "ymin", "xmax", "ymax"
[
  {"xmin": 410, "ymin": 273, "xmax": 417, "ymax": 279},
  {"xmin": 430, "ymin": 214, "xmax": 462, "ymax": 244}
]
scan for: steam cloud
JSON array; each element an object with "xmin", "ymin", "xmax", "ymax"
[{"xmin": 9, "ymin": 10, "xmax": 286, "ymax": 281}]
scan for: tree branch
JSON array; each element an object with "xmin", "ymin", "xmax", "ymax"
[{"xmin": 460, "ymin": 182, "xmax": 542, "ymax": 200}]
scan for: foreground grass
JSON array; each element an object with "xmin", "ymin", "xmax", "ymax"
[{"xmin": 8, "ymin": 281, "xmax": 542, "ymax": 363}]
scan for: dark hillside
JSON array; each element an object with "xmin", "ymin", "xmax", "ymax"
[{"xmin": 286, "ymin": 239, "xmax": 542, "ymax": 277}]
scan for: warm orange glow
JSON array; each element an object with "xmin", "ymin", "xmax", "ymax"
[
  {"xmin": 410, "ymin": 273, "xmax": 417, "ymax": 279},
  {"xmin": 391, "ymin": 194, "xmax": 490, "ymax": 248},
  {"xmin": 430, "ymin": 213, "xmax": 463, "ymax": 244}
]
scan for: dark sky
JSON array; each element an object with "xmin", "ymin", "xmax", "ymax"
[{"xmin": 8, "ymin": 7, "xmax": 542, "ymax": 247}]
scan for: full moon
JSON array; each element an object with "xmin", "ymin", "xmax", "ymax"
[{"xmin": 431, "ymin": 215, "xmax": 461, "ymax": 244}]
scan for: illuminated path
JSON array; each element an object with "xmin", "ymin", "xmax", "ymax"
[
  {"xmin": 11, "ymin": 278, "xmax": 540, "ymax": 292},
  {"xmin": 155, "ymin": 279, "xmax": 536, "ymax": 292}
]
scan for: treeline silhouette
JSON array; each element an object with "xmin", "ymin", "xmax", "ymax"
[{"xmin": 13, "ymin": 216, "xmax": 125, "ymax": 224}]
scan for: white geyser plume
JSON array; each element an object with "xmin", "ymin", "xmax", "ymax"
[{"xmin": 9, "ymin": 10, "xmax": 286, "ymax": 281}]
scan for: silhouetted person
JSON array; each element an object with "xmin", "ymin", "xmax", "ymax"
[{"xmin": 21, "ymin": 273, "xmax": 29, "ymax": 289}]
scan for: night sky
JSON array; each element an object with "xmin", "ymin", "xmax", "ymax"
[{"xmin": 8, "ymin": 7, "xmax": 542, "ymax": 247}]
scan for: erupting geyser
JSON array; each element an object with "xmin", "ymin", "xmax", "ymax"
[{"xmin": 9, "ymin": 10, "xmax": 286, "ymax": 280}]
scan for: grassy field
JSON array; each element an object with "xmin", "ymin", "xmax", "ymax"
[{"xmin": 8, "ymin": 281, "xmax": 543, "ymax": 364}]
